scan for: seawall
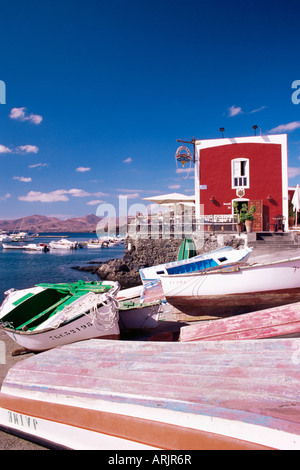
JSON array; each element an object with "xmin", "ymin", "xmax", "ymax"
[{"xmin": 81, "ymin": 233, "xmax": 247, "ymax": 289}]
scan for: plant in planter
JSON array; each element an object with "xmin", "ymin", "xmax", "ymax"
[
  {"xmin": 289, "ymin": 201, "xmax": 295, "ymax": 227},
  {"xmin": 240, "ymin": 205, "xmax": 256, "ymax": 232},
  {"xmin": 233, "ymin": 201, "xmax": 248, "ymax": 234}
]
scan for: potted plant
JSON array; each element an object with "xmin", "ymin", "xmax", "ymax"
[
  {"xmin": 233, "ymin": 201, "xmax": 247, "ymax": 234},
  {"xmin": 289, "ymin": 201, "xmax": 295, "ymax": 227},
  {"xmin": 240, "ymin": 205, "xmax": 256, "ymax": 233}
]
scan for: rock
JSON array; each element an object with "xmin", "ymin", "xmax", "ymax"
[{"xmin": 73, "ymin": 234, "xmax": 245, "ymax": 289}]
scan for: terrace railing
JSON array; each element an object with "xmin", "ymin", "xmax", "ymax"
[{"xmin": 126, "ymin": 214, "xmax": 239, "ymax": 239}]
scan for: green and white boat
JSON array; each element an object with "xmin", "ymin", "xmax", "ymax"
[{"xmin": 0, "ymin": 280, "xmax": 120, "ymax": 352}]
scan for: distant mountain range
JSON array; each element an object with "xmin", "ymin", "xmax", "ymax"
[{"xmin": 0, "ymin": 214, "xmax": 104, "ymax": 233}]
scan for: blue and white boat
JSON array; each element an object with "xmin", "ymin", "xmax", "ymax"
[{"xmin": 139, "ymin": 245, "xmax": 252, "ymax": 284}]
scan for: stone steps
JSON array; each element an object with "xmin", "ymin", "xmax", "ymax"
[{"xmin": 247, "ymin": 231, "xmax": 300, "ymax": 255}]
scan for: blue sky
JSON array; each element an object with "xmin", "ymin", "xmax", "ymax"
[{"xmin": 1, "ymin": 0, "xmax": 300, "ymax": 220}]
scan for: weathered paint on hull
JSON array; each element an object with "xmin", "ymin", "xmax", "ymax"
[
  {"xmin": 166, "ymin": 289, "xmax": 300, "ymax": 319},
  {"xmin": 1, "ymin": 339, "xmax": 300, "ymax": 449},
  {"xmin": 179, "ymin": 301, "xmax": 300, "ymax": 342}
]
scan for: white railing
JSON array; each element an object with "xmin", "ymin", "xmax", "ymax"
[{"xmin": 126, "ymin": 214, "xmax": 239, "ymax": 238}]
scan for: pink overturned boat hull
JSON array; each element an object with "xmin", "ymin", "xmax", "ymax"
[
  {"xmin": 180, "ymin": 301, "xmax": 300, "ymax": 342},
  {"xmin": 1, "ymin": 338, "xmax": 300, "ymax": 449}
]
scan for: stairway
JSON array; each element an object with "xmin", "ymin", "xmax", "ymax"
[{"xmin": 247, "ymin": 231, "xmax": 300, "ymax": 256}]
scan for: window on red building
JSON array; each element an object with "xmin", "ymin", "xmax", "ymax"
[{"xmin": 232, "ymin": 158, "xmax": 249, "ymax": 188}]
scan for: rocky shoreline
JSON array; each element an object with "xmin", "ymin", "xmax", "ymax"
[{"xmin": 74, "ymin": 234, "xmax": 245, "ymax": 289}]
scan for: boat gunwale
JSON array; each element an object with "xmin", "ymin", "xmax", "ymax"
[{"xmin": 159, "ymin": 255, "xmax": 300, "ymax": 278}]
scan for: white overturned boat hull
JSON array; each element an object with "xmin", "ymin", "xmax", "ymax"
[{"xmin": 160, "ymin": 256, "xmax": 300, "ymax": 318}]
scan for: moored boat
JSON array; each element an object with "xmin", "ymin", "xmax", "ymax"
[
  {"xmin": 24, "ymin": 243, "xmax": 49, "ymax": 252},
  {"xmin": 0, "ymin": 280, "xmax": 120, "ymax": 351},
  {"xmin": 160, "ymin": 255, "xmax": 300, "ymax": 319},
  {"xmin": 1, "ymin": 338, "xmax": 300, "ymax": 449},
  {"xmin": 49, "ymin": 239, "xmax": 78, "ymax": 250}
]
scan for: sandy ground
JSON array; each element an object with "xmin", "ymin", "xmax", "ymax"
[{"xmin": 0, "ymin": 329, "xmax": 48, "ymax": 450}]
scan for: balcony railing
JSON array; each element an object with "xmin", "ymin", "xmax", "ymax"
[{"xmin": 126, "ymin": 214, "xmax": 239, "ymax": 238}]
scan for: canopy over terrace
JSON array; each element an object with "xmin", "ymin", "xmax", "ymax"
[{"xmin": 143, "ymin": 192, "xmax": 195, "ymax": 208}]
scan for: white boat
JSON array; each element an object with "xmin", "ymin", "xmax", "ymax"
[
  {"xmin": 0, "ymin": 232, "xmax": 12, "ymax": 243},
  {"xmin": 2, "ymin": 242, "xmax": 49, "ymax": 251},
  {"xmin": 24, "ymin": 243, "xmax": 49, "ymax": 252},
  {"xmin": 86, "ymin": 239, "xmax": 104, "ymax": 248},
  {"xmin": 2, "ymin": 243, "xmax": 26, "ymax": 249},
  {"xmin": 118, "ymin": 299, "xmax": 162, "ymax": 329},
  {"xmin": 0, "ymin": 280, "xmax": 120, "ymax": 351},
  {"xmin": 9, "ymin": 231, "xmax": 31, "ymax": 242},
  {"xmin": 49, "ymin": 238, "xmax": 78, "ymax": 250},
  {"xmin": 117, "ymin": 285, "xmax": 162, "ymax": 329},
  {"xmin": 160, "ymin": 255, "xmax": 300, "ymax": 319},
  {"xmin": 139, "ymin": 246, "xmax": 253, "ymax": 283}
]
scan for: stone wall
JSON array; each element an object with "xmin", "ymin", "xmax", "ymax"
[{"xmin": 92, "ymin": 233, "xmax": 246, "ymax": 289}]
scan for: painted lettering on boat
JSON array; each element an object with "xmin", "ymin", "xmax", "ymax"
[
  {"xmin": 49, "ymin": 321, "xmax": 94, "ymax": 341},
  {"xmin": 8, "ymin": 410, "xmax": 38, "ymax": 430}
]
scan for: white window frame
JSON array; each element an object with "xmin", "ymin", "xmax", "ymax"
[{"xmin": 231, "ymin": 158, "xmax": 250, "ymax": 189}]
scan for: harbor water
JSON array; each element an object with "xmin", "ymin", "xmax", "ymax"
[{"xmin": 0, "ymin": 233, "xmax": 125, "ymax": 303}]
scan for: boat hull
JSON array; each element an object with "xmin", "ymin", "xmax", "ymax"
[
  {"xmin": 160, "ymin": 257, "xmax": 300, "ymax": 318},
  {"xmin": 1, "ymin": 338, "xmax": 300, "ymax": 449},
  {"xmin": 2, "ymin": 308, "xmax": 120, "ymax": 351},
  {"xmin": 179, "ymin": 301, "xmax": 300, "ymax": 342},
  {"xmin": 0, "ymin": 281, "xmax": 120, "ymax": 351}
]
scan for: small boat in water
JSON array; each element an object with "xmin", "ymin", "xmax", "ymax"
[
  {"xmin": 160, "ymin": 255, "xmax": 300, "ymax": 319},
  {"xmin": 0, "ymin": 280, "xmax": 120, "ymax": 351},
  {"xmin": 49, "ymin": 239, "xmax": 78, "ymax": 250},
  {"xmin": 23, "ymin": 243, "xmax": 49, "ymax": 252},
  {"xmin": 139, "ymin": 246, "xmax": 252, "ymax": 284},
  {"xmin": 2, "ymin": 242, "xmax": 49, "ymax": 251}
]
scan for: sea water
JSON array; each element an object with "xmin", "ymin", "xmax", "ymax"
[{"xmin": 0, "ymin": 233, "xmax": 125, "ymax": 303}]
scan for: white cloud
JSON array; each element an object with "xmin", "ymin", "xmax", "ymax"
[
  {"xmin": 17, "ymin": 145, "xmax": 39, "ymax": 154},
  {"xmin": 76, "ymin": 166, "xmax": 91, "ymax": 172},
  {"xmin": 228, "ymin": 105, "xmax": 243, "ymax": 117},
  {"xmin": 288, "ymin": 167, "xmax": 300, "ymax": 179},
  {"xmin": 118, "ymin": 192, "xmax": 140, "ymax": 199},
  {"xmin": 28, "ymin": 163, "xmax": 48, "ymax": 168},
  {"xmin": 13, "ymin": 176, "xmax": 32, "ymax": 183},
  {"xmin": 176, "ymin": 167, "xmax": 194, "ymax": 174},
  {"xmin": 86, "ymin": 199, "xmax": 105, "ymax": 205},
  {"xmin": 9, "ymin": 107, "xmax": 43, "ymax": 125},
  {"xmin": 0, "ymin": 193, "xmax": 11, "ymax": 200},
  {"xmin": 269, "ymin": 121, "xmax": 300, "ymax": 134},
  {"xmin": 227, "ymin": 104, "xmax": 266, "ymax": 117},
  {"xmin": 18, "ymin": 188, "xmax": 109, "ymax": 203},
  {"xmin": 0, "ymin": 144, "xmax": 39, "ymax": 154},
  {"xmin": 123, "ymin": 157, "xmax": 133, "ymax": 163},
  {"xmin": 0, "ymin": 145, "xmax": 12, "ymax": 154},
  {"xmin": 249, "ymin": 105, "xmax": 267, "ymax": 114},
  {"xmin": 19, "ymin": 190, "xmax": 69, "ymax": 202},
  {"xmin": 168, "ymin": 184, "xmax": 181, "ymax": 189},
  {"xmin": 68, "ymin": 189, "xmax": 108, "ymax": 198}
]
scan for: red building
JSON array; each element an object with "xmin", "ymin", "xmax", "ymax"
[{"xmin": 194, "ymin": 134, "xmax": 288, "ymax": 231}]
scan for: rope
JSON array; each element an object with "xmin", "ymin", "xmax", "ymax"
[{"xmin": 45, "ymin": 292, "xmax": 119, "ymax": 331}]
